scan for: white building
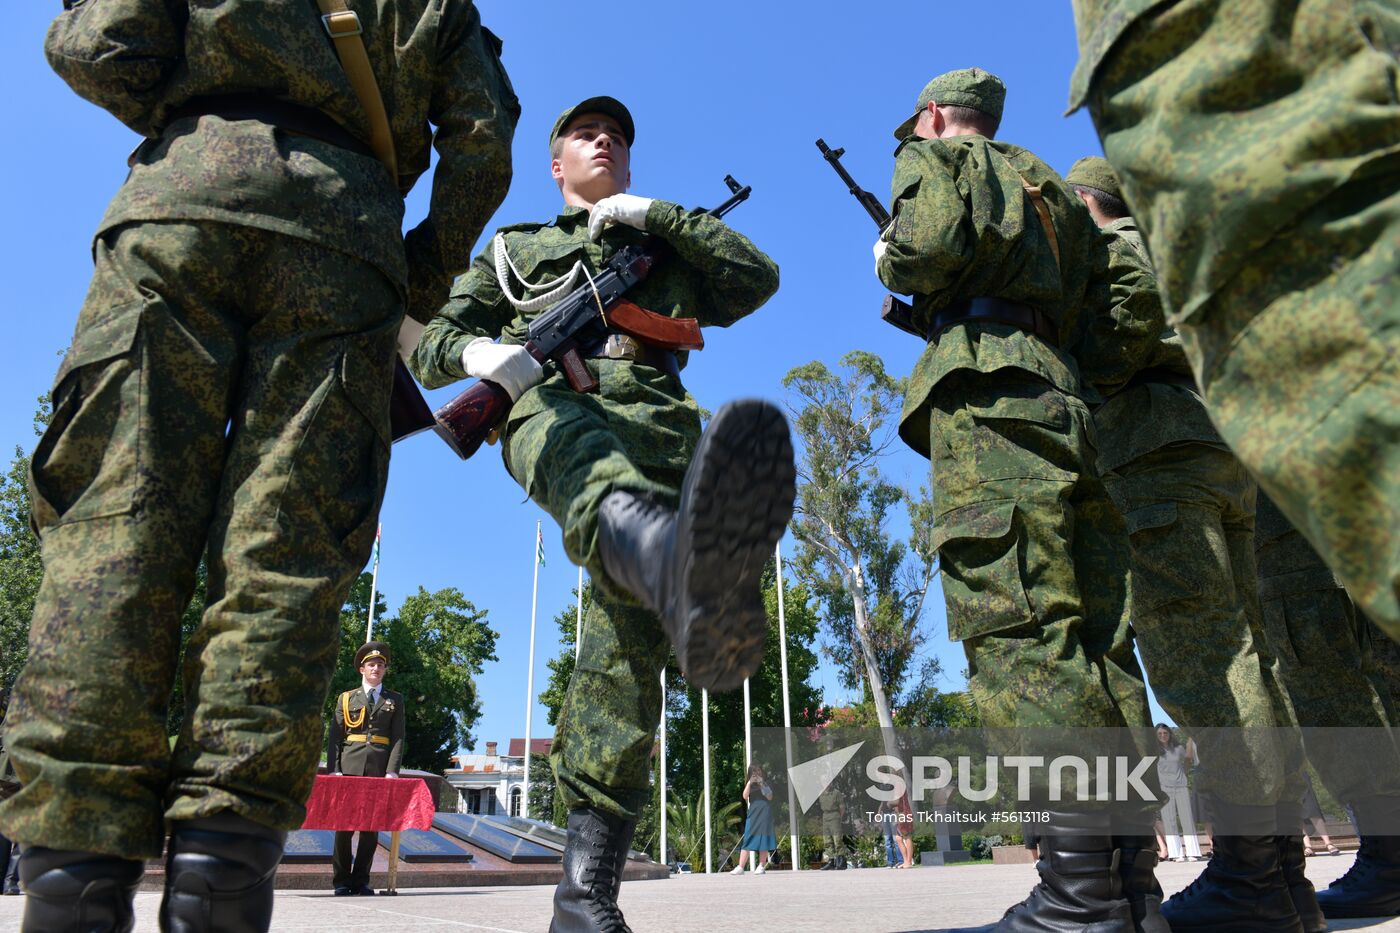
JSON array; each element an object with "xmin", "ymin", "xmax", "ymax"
[{"xmin": 443, "ymin": 738, "xmax": 553, "ymax": 817}]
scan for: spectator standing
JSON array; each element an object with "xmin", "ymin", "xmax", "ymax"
[
  {"xmin": 730, "ymin": 765, "xmax": 776, "ymax": 875},
  {"xmin": 1156, "ymin": 724, "xmax": 1202, "ymax": 862}
]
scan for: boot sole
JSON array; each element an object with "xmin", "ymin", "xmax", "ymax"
[{"xmin": 673, "ymin": 399, "xmax": 795, "ymax": 692}]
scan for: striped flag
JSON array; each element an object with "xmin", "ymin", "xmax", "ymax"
[
  {"xmin": 371, "ymin": 524, "xmax": 382, "ymax": 569},
  {"xmin": 536, "ymin": 525, "xmax": 546, "ymax": 567}
]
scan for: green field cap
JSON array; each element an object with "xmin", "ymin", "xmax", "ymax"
[
  {"xmin": 893, "ymin": 67, "xmax": 1006, "ymax": 140},
  {"xmin": 1066, "ymin": 156, "xmax": 1122, "ymax": 199},
  {"xmin": 550, "ymin": 96, "xmax": 635, "ymax": 147}
]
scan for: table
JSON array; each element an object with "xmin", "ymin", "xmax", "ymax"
[{"xmin": 300, "ymin": 774, "xmax": 435, "ymax": 894}]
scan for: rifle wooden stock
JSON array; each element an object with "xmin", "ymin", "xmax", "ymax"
[
  {"xmin": 881, "ymin": 295, "xmax": 923, "ymax": 339},
  {"xmin": 432, "ymin": 378, "xmax": 513, "ymax": 460},
  {"xmin": 607, "ymin": 301, "xmax": 704, "ymax": 351}
]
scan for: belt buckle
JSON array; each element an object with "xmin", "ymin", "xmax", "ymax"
[{"xmin": 322, "ymin": 10, "xmax": 363, "ymax": 38}]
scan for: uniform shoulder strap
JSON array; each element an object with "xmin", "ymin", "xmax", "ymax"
[
  {"xmin": 1017, "ymin": 176, "xmax": 1061, "ymax": 274},
  {"xmin": 313, "ymin": 0, "xmax": 399, "ymax": 180}
]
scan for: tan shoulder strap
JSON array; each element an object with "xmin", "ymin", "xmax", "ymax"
[
  {"xmin": 1012, "ymin": 168, "xmax": 1061, "ymax": 273},
  {"xmin": 314, "ymin": 0, "xmax": 399, "ymax": 180}
]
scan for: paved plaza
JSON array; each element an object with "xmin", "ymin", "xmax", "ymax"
[{"xmin": 2, "ymin": 853, "xmax": 1397, "ymax": 932}]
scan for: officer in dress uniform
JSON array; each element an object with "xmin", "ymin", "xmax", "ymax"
[{"xmin": 327, "ymin": 642, "xmax": 405, "ymax": 896}]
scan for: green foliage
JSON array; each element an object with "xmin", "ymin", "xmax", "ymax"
[
  {"xmin": 0, "ymin": 397, "xmax": 50, "ymax": 716},
  {"xmin": 665, "ymin": 795, "xmax": 741, "ymax": 871},
  {"xmin": 323, "ymin": 577, "xmax": 498, "ymax": 774},
  {"xmin": 782, "ymin": 352, "xmax": 948, "ymax": 725}
]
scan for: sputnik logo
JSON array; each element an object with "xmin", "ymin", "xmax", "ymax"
[{"xmin": 788, "ymin": 742, "xmax": 865, "ymax": 813}]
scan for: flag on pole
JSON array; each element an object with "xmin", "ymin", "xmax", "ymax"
[
  {"xmin": 371, "ymin": 524, "xmax": 382, "ymax": 569},
  {"xmin": 536, "ymin": 526, "xmax": 546, "ymax": 567}
]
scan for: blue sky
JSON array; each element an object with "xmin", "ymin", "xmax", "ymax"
[{"xmin": 0, "ymin": 1, "xmax": 1171, "ymax": 754}]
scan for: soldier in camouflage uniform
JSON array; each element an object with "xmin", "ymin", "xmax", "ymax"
[
  {"xmin": 1069, "ymin": 1, "xmax": 1400, "ymax": 921},
  {"xmin": 0, "ymin": 2, "xmax": 516, "ymax": 930},
  {"xmin": 410, "ymin": 96, "xmax": 791, "ymax": 933},
  {"xmin": 1255, "ymin": 490, "xmax": 1400, "ymax": 919},
  {"xmin": 875, "ymin": 70, "xmax": 1160, "ymax": 933},
  {"xmin": 1067, "ymin": 156, "xmax": 1315, "ymax": 933}
]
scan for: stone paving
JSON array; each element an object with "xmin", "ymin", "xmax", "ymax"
[{"xmin": 2, "ymin": 852, "xmax": 1397, "ymax": 932}]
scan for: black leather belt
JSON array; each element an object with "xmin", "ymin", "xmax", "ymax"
[
  {"xmin": 164, "ymin": 94, "xmax": 375, "ymax": 160},
  {"xmin": 929, "ymin": 297, "xmax": 1059, "ymax": 346},
  {"xmin": 1125, "ymin": 367, "xmax": 1198, "ymax": 391},
  {"xmin": 582, "ymin": 334, "xmax": 681, "ymax": 381}
]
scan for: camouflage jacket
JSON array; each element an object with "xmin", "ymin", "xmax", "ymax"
[
  {"xmin": 410, "ymin": 201, "xmax": 780, "ymax": 389},
  {"xmin": 1076, "ymin": 216, "xmax": 1225, "ymax": 472},
  {"xmin": 48, "ymin": 0, "xmax": 519, "ymax": 321},
  {"xmin": 876, "ymin": 134, "xmax": 1154, "ymax": 458}
]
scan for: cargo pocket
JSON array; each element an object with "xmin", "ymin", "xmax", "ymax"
[
  {"xmin": 958, "ymin": 382, "xmax": 1077, "ymax": 485},
  {"xmin": 1122, "ymin": 502, "xmax": 1199, "ymax": 615},
  {"xmin": 29, "ymin": 299, "xmax": 144, "ymax": 533},
  {"xmin": 934, "ymin": 499, "xmax": 1035, "ymax": 641}
]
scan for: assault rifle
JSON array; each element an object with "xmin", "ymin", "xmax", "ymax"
[
  {"xmin": 433, "ymin": 176, "xmax": 753, "ymax": 460},
  {"xmin": 814, "ymin": 139, "xmax": 921, "ymax": 339}
]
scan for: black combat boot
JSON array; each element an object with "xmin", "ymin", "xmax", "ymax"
[
  {"xmin": 551, "ymin": 807, "xmax": 637, "ymax": 933},
  {"xmin": 1276, "ymin": 801, "xmax": 1326, "ymax": 933},
  {"xmin": 159, "ymin": 813, "xmax": 287, "ymax": 933},
  {"xmin": 1114, "ymin": 833, "xmax": 1169, "ymax": 933},
  {"xmin": 1314, "ymin": 794, "xmax": 1400, "ymax": 919},
  {"xmin": 1160, "ymin": 801, "xmax": 1301, "ymax": 933},
  {"xmin": 951, "ymin": 811, "xmax": 1135, "ymax": 933},
  {"xmin": 17, "ymin": 846, "xmax": 144, "ymax": 933},
  {"xmin": 596, "ymin": 398, "xmax": 795, "ymax": 692}
]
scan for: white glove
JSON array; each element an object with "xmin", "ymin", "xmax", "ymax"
[
  {"xmin": 873, "ymin": 237, "xmax": 888, "ymax": 275},
  {"xmin": 461, "ymin": 337, "xmax": 544, "ymax": 402},
  {"xmin": 386, "ymin": 773, "xmax": 399, "ymax": 779},
  {"xmin": 588, "ymin": 194, "xmax": 654, "ymax": 241}
]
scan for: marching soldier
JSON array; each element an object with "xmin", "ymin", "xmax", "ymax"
[
  {"xmin": 1069, "ymin": 2, "xmax": 1400, "ymax": 922},
  {"xmin": 410, "ymin": 95, "xmax": 792, "ymax": 932},
  {"xmin": 1067, "ymin": 155, "xmax": 1315, "ymax": 933},
  {"xmin": 327, "ymin": 642, "xmax": 406, "ymax": 897},
  {"xmin": 1254, "ymin": 491, "xmax": 1400, "ymax": 919},
  {"xmin": 0, "ymin": 1, "xmax": 516, "ymax": 930},
  {"xmin": 874, "ymin": 69, "xmax": 1159, "ymax": 931}
]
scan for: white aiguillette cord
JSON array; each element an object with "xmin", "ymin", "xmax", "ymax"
[{"xmin": 493, "ymin": 233, "xmax": 607, "ymax": 319}]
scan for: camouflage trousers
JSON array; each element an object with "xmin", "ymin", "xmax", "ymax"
[
  {"xmin": 1105, "ymin": 442, "xmax": 1303, "ymax": 807},
  {"xmin": 1080, "ymin": 0, "xmax": 1400, "ymax": 646},
  {"xmin": 503, "ymin": 360, "xmax": 698, "ymax": 819},
  {"xmin": 0, "ymin": 221, "xmax": 397, "ymax": 858},
  {"xmin": 928, "ymin": 370, "xmax": 1151, "ymax": 737},
  {"xmin": 1254, "ymin": 493, "xmax": 1400, "ymax": 803}
]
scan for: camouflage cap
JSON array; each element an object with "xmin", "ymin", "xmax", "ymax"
[
  {"xmin": 1065, "ymin": 156, "xmax": 1122, "ymax": 200},
  {"xmin": 893, "ymin": 67, "xmax": 1006, "ymax": 140},
  {"xmin": 549, "ymin": 96, "xmax": 635, "ymax": 148},
  {"xmin": 355, "ymin": 641, "xmax": 391, "ymax": 668}
]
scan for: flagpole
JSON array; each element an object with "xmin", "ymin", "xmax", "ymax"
[
  {"xmin": 575, "ymin": 566, "xmax": 584, "ymax": 662},
  {"xmin": 659, "ymin": 666, "xmax": 667, "ymax": 867},
  {"xmin": 702, "ymin": 687, "xmax": 712, "ymax": 874},
  {"xmin": 776, "ymin": 541, "xmax": 799, "ymax": 870},
  {"xmin": 743, "ymin": 678, "xmax": 752, "ymax": 769},
  {"xmin": 365, "ymin": 524, "xmax": 382, "ymax": 641},
  {"xmin": 523, "ymin": 521, "xmax": 542, "ymax": 820}
]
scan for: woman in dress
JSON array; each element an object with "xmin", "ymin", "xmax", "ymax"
[
  {"xmin": 1156, "ymin": 723, "xmax": 1202, "ymax": 861},
  {"xmin": 730, "ymin": 764, "xmax": 777, "ymax": 875}
]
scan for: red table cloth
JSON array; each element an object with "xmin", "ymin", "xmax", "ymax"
[{"xmin": 300, "ymin": 774, "xmax": 435, "ymax": 832}]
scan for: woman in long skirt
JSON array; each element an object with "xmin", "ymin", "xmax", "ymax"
[{"xmin": 730, "ymin": 765, "xmax": 777, "ymax": 875}]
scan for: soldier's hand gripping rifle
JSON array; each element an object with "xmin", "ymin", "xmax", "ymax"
[
  {"xmin": 432, "ymin": 176, "xmax": 753, "ymax": 460},
  {"xmin": 814, "ymin": 139, "xmax": 920, "ymax": 338}
]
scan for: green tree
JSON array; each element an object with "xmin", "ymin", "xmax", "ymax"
[
  {"xmin": 0, "ymin": 398, "xmax": 50, "ymax": 714},
  {"xmin": 782, "ymin": 352, "xmax": 942, "ymax": 729},
  {"xmin": 324, "ymin": 578, "xmax": 498, "ymax": 774}
]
